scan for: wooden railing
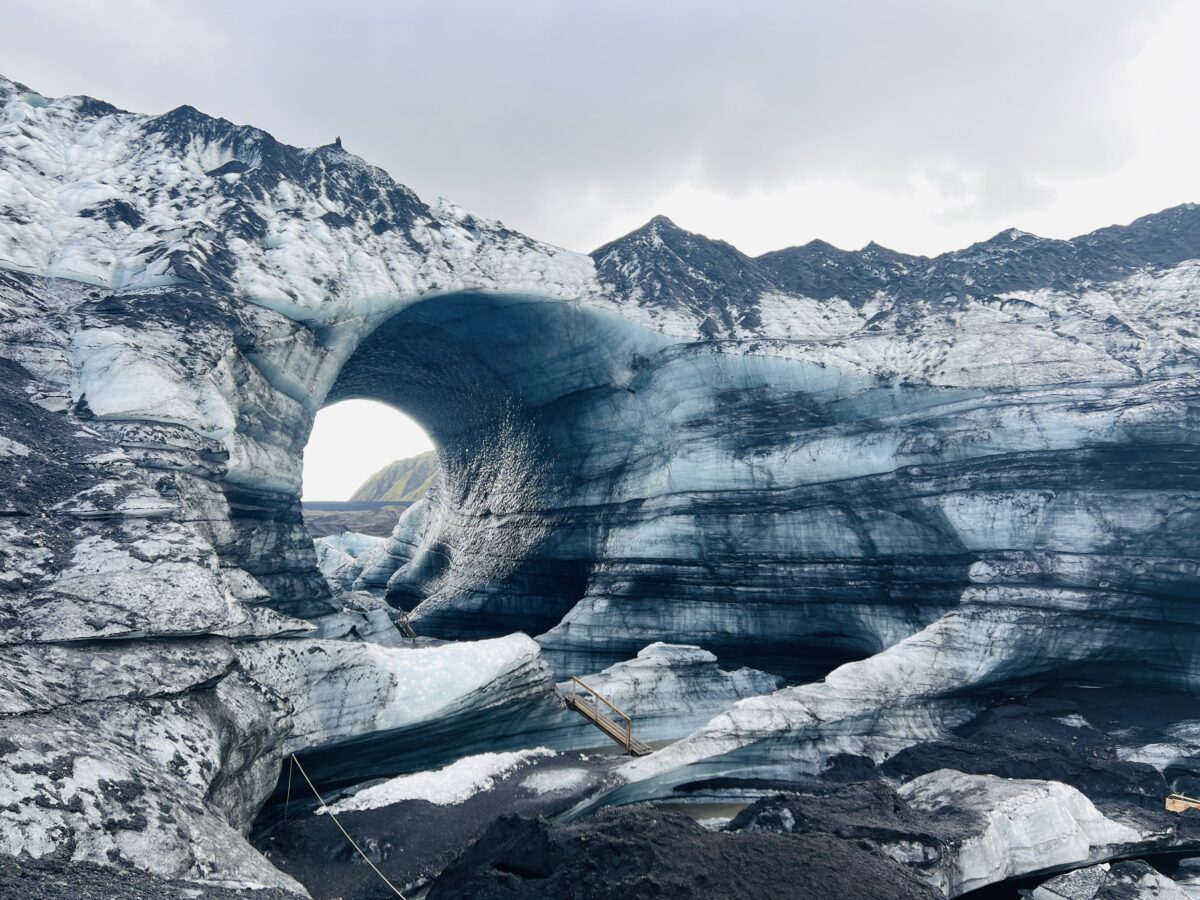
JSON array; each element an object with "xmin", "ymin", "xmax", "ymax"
[
  {"xmin": 565, "ymin": 676, "xmax": 651, "ymax": 755},
  {"xmin": 570, "ymin": 676, "xmax": 633, "ymax": 750}
]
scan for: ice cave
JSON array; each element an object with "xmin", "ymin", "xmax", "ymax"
[{"xmin": 6, "ymin": 71, "xmax": 1200, "ymax": 899}]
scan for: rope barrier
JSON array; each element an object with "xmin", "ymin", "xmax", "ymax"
[
  {"xmin": 287, "ymin": 753, "xmax": 408, "ymax": 899},
  {"xmin": 284, "ymin": 755, "xmax": 294, "ymax": 820}
]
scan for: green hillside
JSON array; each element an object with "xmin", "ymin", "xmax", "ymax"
[{"xmin": 350, "ymin": 449, "xmax": 439, "ymax": 502}]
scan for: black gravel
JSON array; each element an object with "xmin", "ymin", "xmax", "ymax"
[
  {"xmin": 252, "ymin": 751, "xmax": 618, "ymax": 899},
  {"xmin": 0, "ymin": 856, "xmax": 300, "ymax": 900},
  {"xmin": 424, "ymin": 804, "xmax": 942, "ymax": 899},
  {"xmin": 881, "ymin": 683, "xmax": 1191, "ymax": 813}
]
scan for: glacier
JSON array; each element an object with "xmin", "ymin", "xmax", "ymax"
[{"xmin": 4, "ymin": 71, "xmax": 1200, "ymax": 896}]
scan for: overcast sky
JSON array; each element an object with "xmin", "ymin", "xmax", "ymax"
[
  {"xmin": 8, "ymin": 1, "xmax": 1199, "ymax": 257},
  {"xmin": 8, "ymin": 1, "xmax": 1198, "ymax": 497}
]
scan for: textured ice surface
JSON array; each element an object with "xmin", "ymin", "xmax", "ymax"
[
  {"xmin": 6, "ymin": 73, "xmax": 1200, "ymax": 893},
  {"xmin": 238, "ymin": 633, "xmax": 548, "ymax": 752},
  {"xmin": 898, "ymin": 770, "xmax": 1150, "ymax": 896},
  {"xmin": 313, "ymin": 530, "xmax": 385, "ymax": 589},
  {"xmin": 561, "ymin": 643, "xmax": 782, "ymax": 742},
  {"xmin": 0, "ymin": 77, "xmax": 600, "ymax": 320}
]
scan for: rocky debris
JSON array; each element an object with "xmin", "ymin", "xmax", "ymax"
[
  {"xmin": 722, "ymin": 768, "xmax": 1181, "ymax": 897},
  {"xmin": 865, "ymin": 681, "xmax": 1200, "ymax": 856},
  {"xmin": 0, "ymin": 855, "xmax": 304, "ymax": 899},
  {"xmin": 610, "ymin": 686, "xmax": 1200, "ymax": 896},
  {"xmin": 1031, "ymin": 860, "xmax": 1190, "ymax": 899},
  {"xmin": 880, "ymin": 687, "xmax": 1180, "ymax": 813},
  {"xmin": 729, "ymin": 781, "xmax": 951, "ymax": 864},
  {"xmin": 252, "ymin": 751, "xmax": 615, "ymax": 899},
  {"xmin": 425, "ymin": 805, "xmax": 942, "ymax": 900}
]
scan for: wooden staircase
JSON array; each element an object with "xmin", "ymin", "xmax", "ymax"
[
  {"xmin": 395, "ymin": 612, "xmax": 416, "ymax": 641},
  {"xmin": 562, "ymin": 676, "xmax": 653, "ymax": 756}
]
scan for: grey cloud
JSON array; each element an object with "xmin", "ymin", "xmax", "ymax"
[{"xmin": 0, "ymin": 0, "xmax": 1181, "ymax": 252}]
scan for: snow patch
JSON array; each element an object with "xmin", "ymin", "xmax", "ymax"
[
  {"xmin": 1054, "ymin": 715, "xmax": 1092, "ymax": 729},
  {"xmin": 520, "ymin": 767, "xmax": 594, "ymax": 796},
  {"xmin": 0, "ymin": 434, "xmax": 31, "ymax": 457},
  {"xmin": 323, "ymin": 749, "xmax": 555, "ymax": 813}
]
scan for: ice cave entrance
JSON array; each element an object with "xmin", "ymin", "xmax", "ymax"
[{"xmin": 302, "ymin": 399, "xmax": 436, "ymax": 535}]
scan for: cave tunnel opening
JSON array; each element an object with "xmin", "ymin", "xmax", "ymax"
[
  {"xmin": 300, "ymin": 398, "xmax": 438, "ymax": 540},
  {"xmin": 292, "ymin": 289, "xmax": 957, "ymax": 690},
  {"xmin": 287, "ymin": 289, "xmax": 940, "ymax": 685},
  {"xmin": 303, "ymin": 400, "xmax": 435, "ymax": 505},
  {"xmin": 296, "ymin": 289, "xmax": 660, "ymax": 647}
]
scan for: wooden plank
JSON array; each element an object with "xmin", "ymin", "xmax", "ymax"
[{"xmin": 1167, "ymin": 793, "xmax": 1200, "ymax": 813}]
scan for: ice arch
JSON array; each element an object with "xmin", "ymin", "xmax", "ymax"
[
  {"xmin": 319, "ymin": 290, "xmax": 670, "ymax": 640},
  {"xmin": 267, "ymin": 289, "xmax": 954, "ymax": 680}
]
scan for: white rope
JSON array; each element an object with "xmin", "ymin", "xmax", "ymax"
[
  {"xmin": 289, "ymin": 754, "xmax": 408, "ymax": 899},
  {"xmin": 284, "ymin": 755, "xmax": 294, "ymax": 820}
]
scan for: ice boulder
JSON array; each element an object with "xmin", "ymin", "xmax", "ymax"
[{"xmin": 560, "ymin": 642, "xmax": 783, "ymax": 742}]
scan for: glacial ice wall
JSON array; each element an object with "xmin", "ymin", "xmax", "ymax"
[{"xmin": 5, "ymin": 72, "xmax": 1200, "ymax": 892}]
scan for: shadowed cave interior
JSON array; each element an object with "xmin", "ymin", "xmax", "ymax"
[{"xmin": 301, "ymin": 290, "xmax": 887, "ymax": 684}]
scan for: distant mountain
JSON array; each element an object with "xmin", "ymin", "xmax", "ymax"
[
  {"xmin": 591, "ymin": 215, "xmax": 775, "ymax": 337},
  {"xmin": 593, "ymin": 204, "xmax": 1200, "ymax": 332},
  {"xmin": 756, "ymin": 239, "xmax": 924, "ymax": 305},
  {"xmin": 350, "ymin": 450, "xmax": 439, "ymax": 502}
]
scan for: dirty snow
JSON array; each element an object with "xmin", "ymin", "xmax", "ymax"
[{"xmin": 322, "ymin": 748, "xmax": 555, "ymax": 813}]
